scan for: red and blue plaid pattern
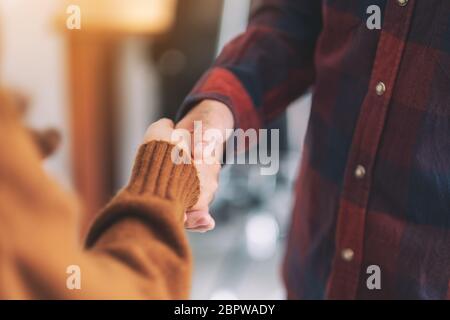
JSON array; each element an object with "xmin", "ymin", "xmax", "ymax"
[{"xmin": 180, "ymin": 0, "xmax": 450, "ymax": 299}]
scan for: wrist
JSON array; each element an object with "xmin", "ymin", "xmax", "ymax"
[{"xmin": 176, "ymin": 100, "xmax": 234, "ymax": 135}]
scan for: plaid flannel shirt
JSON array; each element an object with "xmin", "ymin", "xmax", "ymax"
[{"xmin": 179, "ymin": 0, "xmax": 450, "ymax": 299}]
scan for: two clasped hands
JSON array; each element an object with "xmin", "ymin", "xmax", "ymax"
[
  {"xmin": 146, "ymin": 99, "xmax": 234, "ymax": 233},
  {"xmin": 0, "ymin": 92, "xmax": 234, "ymax": 299}
]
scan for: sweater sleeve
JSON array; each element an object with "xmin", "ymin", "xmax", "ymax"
[
  {"xmin": 84, "ymin": 141, "xmax": 200, "ymax": 299},
  {"xmin": 0, "ymin": 98, "xmax": 200, "ymax": 299}
]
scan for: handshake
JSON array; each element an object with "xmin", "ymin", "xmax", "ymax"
[
  {"xmin": 143, "ymin": 100, "xmax": 234, "ymax": 233},
  {"xmin": 0, "ymin": 90, "xmax": 234, "ymax": 299}
]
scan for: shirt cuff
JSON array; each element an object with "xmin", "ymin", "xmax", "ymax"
[{"xmin": 177, "ymin": 67, "xmax": 262, "ymax": 132}]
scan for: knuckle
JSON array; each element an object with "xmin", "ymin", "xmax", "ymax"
[{"xmin": 156, "ymin": 118, "xmax": 174, "ymax": 128}]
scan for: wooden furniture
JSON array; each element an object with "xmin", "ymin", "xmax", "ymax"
[
  {"xmin": 61, "ymin": 1, "xmax": 176, "ymax": 229},
  {"xmin": 67, "ymin": 34, "xmax": 120, "ymax": 221}
]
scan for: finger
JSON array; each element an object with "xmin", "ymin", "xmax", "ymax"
[
  {"xmin": 143, "ymin": 118, "xmax": 175, "ymax": 143},
  {"xmin": 186, "ymin": 225, "xmax": 214, "ymax": 233},
  {"xmin": 184, "ymin": 210, "xmax": 215, "ymax": 229},
  {"xmin": 186, "ymin": 217, "xmax": 216, "ymax": 233},
  {"xmin": 186, "ymin": 219, "xmax": 215, "ymax": 233},
  {"xmin": 154, "ymin": 118, "xmax": 175, "ymax": 129},
  {"xmin": 184, "ymin": 212, "xmax": 209, "ymax": 229}
]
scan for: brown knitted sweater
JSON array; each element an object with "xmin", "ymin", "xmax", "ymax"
[{"xmin": 0, "ymin": 97, "xmax": 200, "ymax": 299}]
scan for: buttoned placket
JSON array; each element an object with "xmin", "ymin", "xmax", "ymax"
[{"xmin": 325, "ymin": 0, "xmax": 416, "ymax": 299}]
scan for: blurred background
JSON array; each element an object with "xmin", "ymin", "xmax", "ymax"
[{"xmin": 0, "ymin": 0, "xmax": 311, "ymax": 299}]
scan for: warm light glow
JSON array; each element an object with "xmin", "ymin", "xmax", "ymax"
[{"xmin": 64, "ymin": 0, "xmax": 177, "ymax": 34}]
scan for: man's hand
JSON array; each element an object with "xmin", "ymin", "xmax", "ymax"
[{"xmin": 176, "ymin": 100, "xmax": 234, "ymax": 232}]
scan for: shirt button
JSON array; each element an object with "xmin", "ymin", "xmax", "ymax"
[
  {"xmin": 397, "ymin": 0, "xmax": 408, "ymax": 6},
  {"xmin": 354, "ymin": 165, "xmax": 366, "ymax": 179},
  {"xmin": 375, "ymin": 81, "xmax": 386, "ymax": 96},
  {"xmin": 341, "ymin": 248, "xmax": 354, "ymax": 262}
]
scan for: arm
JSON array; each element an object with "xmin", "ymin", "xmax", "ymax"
[
  {"xmin": 0, "ymin": 101, "xmax": 199, "ymax": 299},
  {"xmin": 178, "ymin": 0, "xmax": 323, "ymax": 130},
  {"xmin": 175, "ymin": 0, "xmax": 322, "ymax": 232}
]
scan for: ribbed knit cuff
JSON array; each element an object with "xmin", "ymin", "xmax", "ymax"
[
  {"xmin": 125, "ymin": 141, "xmax": 200, "ymax": 210},
  {"xmin": 85, "ymin": 141, "xmax": 200, "ymax": 248}
]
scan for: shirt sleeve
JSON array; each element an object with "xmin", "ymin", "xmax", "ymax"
[{"xmin": 178, "ymin": 0, "xmax": 323, "ymax": 130}]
